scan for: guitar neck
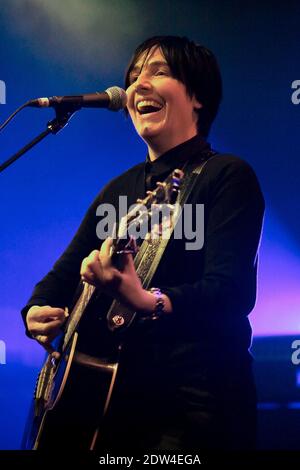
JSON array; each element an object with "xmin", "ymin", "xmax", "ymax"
[
  {"xmin": 62, "ymin": 282, "xmax": 95, "ymax": 350},
  {"xmin": 62, "ymin": 167, "xmax": 186, "ymax": 340}
]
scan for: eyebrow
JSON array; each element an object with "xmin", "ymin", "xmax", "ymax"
[{"xmin": 130, "ymin": 60, "xmax": 170, "ymax": 75}]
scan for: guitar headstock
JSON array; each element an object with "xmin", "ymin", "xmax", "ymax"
[
  {"xmin": 113, "ymin": 168, "xmax": 184, "ymax": 255},
  {"xmin": 137, "ymin": 167, "xmax": 184, "ymax": 206}
]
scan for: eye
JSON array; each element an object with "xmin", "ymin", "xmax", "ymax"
[
  {"xmin": 129, "ymin": 73, "xmax": 139, "ymax": 84},
  {"xmin": 155, "ymin": 69, "xmax": 169, "ymax": 76}
]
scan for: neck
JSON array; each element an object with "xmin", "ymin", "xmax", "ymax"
[{"xmin": 146, "ymin": 130, "xmax": 199, "ymax": 162}]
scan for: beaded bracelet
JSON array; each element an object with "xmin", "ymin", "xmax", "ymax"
[{"xmin": 149, "ymin": 287, "xmax": 165, "ymax": 320}]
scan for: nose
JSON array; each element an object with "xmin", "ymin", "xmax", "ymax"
[{"xmin": 133, "ymin": 71, "xmax": 152, "ymax": 93}]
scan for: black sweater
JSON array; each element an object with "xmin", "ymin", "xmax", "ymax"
[{"xmin": 21, "ymin": 134, "xmax": 265, "ymax": 365}]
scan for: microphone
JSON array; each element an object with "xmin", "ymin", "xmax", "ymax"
[{"xmin": 27, "ymin": 86, "xmax": 127, "ymax": 111}]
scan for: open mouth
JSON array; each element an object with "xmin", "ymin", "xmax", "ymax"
[{"xmin": 136, "ymin": 100, "xmax": 164, "ymax": 115}]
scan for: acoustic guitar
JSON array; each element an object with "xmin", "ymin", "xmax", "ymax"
[{"xmin": 22, "ymin": 168, "xmax": 184, "ymax": 450}]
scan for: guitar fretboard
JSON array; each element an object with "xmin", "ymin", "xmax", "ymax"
[{"xmin": 63, "ymin": 282, "xmax": 95, "ymax": 350}]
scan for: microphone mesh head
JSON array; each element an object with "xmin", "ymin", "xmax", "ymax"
[{"xmin": 105, "ymin": 86, "xmax": 127, "ymax": 111}]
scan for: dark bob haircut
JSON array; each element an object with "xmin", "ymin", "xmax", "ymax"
[{"xmin": 124, "ymin": 35, "xmax": 222, "ymax": 138}]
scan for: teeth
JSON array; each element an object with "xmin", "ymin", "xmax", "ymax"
[{"xmin": 137, "ymin": 100, "xmax": 164, "ymax": 112}]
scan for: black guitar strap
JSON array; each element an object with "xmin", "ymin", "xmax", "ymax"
[{"xmin": 106, "ymin": 150, "xmax": 218, "ymax": 331}]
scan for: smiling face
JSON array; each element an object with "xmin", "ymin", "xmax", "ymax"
[{"xmin": 126, "ymin": 47, "xmax": 202, "ymax": 160}]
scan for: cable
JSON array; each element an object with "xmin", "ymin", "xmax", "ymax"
[{"xmin": 0, "ymin": 101, "xmax": 30, "ymax": 133}]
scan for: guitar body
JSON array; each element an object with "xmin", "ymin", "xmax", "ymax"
[{"xmin": 23, "ymin": 328, "xmax": 121, "ymax": 450}]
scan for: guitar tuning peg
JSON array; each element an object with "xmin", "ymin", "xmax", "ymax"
[
  {"xmin": 157, "ymin": 181, "xmax": 166, "ymax": 187},
  {"xmin": 146, "ymin": 190, "xmax": 155, "ymax": 196},
  {"xmin": 136, "ymin": 198, "xmax": 143, "ymax": 203},
  {"xmin": 145, "ymin": 232, "xmax": 156, "ymax": 245}
]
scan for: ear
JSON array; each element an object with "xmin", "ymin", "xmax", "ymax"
[{"xmin": 192, "ymin": 96, "xmax": 203, "ymax": 110}]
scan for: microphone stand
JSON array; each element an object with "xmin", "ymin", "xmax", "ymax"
[{"xmin": 0, "ymin": 106, "xmax": 78, "ymax": 173}]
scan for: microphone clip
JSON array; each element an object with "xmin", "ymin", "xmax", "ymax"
[{"xmin": 47, "ymin": 106, "xmax": 78, "ymax": 135}]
